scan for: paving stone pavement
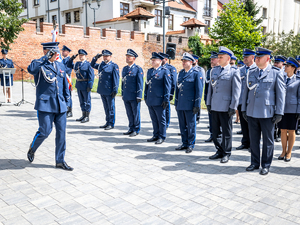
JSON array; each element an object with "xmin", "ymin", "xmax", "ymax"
[{"xmin": 1, "ymin": 82, "xmax": 300, "ymax": 225}]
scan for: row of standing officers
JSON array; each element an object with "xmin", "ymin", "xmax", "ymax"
[{"xmin": 25, "ymin": 41, "xmax": 298, "ymax": 176}]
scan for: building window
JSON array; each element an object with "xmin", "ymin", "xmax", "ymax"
[
  {"xmin": 74, "ymin": 11, "xmax": 80, "ymax": 22},
  {"xmin": 120, "ymin": 2, "xmax": 129, "ymax": 17},
  {"xmin": 204, "ymin": 20, "xmax": 210, "ymax": 34},
  {"xmin": 66, "ymin": 12, "xmax": 71, "ymax": 24},
  {"xmin": 52, "ymin": 15, "xmax": 57, "ymax": 23},
  {"xmin": 39, "ymin": 17, "xmax": 44, "ymax": 23},
  {"xmin": 263, "ymin": 8, "xmax": 267, "ymax": 19},
  {"xmin": 34, "ymin": 0, "xmax": 39, "ymax": 6},
  {"xmin": 204, "ymin": 0, "xmax": 212, "ymax": 17},
  {"xmin": 21, "ymin": 0, "xmax": 27, "ymax": 8},
  {"xmin": 168, "ymin": 15, "xmax": 173, "ymax": 30},
  {"xmin": 155, "ymin": 9, "xmax": 162, "ymax": 27},
  {"xmin": 183, "ymin": 17, "xmax": 190, "ymax": 22},
  {"xmin": 262, "ymin": 26, "xmax": 267, "ymax": 34}
]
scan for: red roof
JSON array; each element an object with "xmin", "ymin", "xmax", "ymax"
[
  {"xmin": 126, "ymin": 7, "xmax": 155, "ymax": 19},
  {"xmin": 95, "ymin": 16, "xmax": 129, "ymax": 24},
  {"xmin": 180, "ymin": 18, "xmax": 207, "ymax": 27},
  {"xmin": 166, "ymin": 30, "xmax": 185, "ymax": 35},
  {"xmin": 168, "ymin": 0, "xmax": 196, "ymax": 12}
]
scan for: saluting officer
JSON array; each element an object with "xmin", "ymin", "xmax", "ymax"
[
  {"xmin": 159, "ymin": 52, "xmax": 177, "ymax": 128},
  {"xmin": 145, "ymin": 52, "xmax": 171, "ymax": 144},
  {"xmin": 91, "ymin": 50, "xmax": 120, "ymax": 130},
  {"xmin": 67, "ymin": 49, "xmax": 94, "ymax": 123},
  {"xmin": 236, "ymin": 48, "xmax": 256, "ymax": 151},
  {"xmin": 61, "ymin": 45, "xmax": 73, "ymax": 118},
  {"xmin": 204, "ymin": 51, "xmax": 219, "ymax": 142},
  {"xmin": 27, "ymin": 42, "xmax": 73, "ymax": 171},
  {"xmin": 122, "ymin": 49, "xmax": 144, "ymax": 137},
  {"xmin": 0, "ymin": 49, "xmax": 14, "ymax": 103},
  {"xmin": 175, "ymin": 53, "xmax": 203, "ymax": 153},
  {"xmin": 192, "ymin": 54, "xmax": 205, "ymax": 124},
  {"xmin": 242, "ymin": 47, "xmax": 285, "ymax": 175},
  {"xmin": 206, "ymin": 46, "xmax": 241, "ymax": 163}
]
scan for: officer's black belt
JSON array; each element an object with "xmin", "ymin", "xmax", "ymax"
[{"xmin": 77, "ymin": 79, "xmax": 88, "ymax": 81}]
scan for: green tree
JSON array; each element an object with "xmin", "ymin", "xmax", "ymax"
[
  {"xmin": 262, "ymin": 31, "xmax": 300, "ymax": 57},
  {"xmin": 0, "ymin": 0, "xmax": 28, "ymax": 49},
  {"xmin": 241, "ymin": 0, "xmax": 263, "ymax": 28},
  {"xmin": 209, "ymin": 0, "xmax": 264, "ymax": 59},
  {"xmin": 188, "ymin": 35, "xmax": 218, "ymax": 69}
]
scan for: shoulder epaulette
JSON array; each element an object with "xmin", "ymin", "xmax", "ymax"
[
  {"xmin": 272, "ymin": 66, "xmax": 280, "ymax": 71},
  {"xmin": 231, "ymin": 65, "xmax": 238, "ymax": 70}
]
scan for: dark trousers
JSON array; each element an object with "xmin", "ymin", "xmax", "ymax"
[
  {"xmin": 238, "ymin": 105, "xmax": 250, "ymax": 147},
  {"xmin": 208, "ymin": 112, "xmax": 212, "ymax": 135},
  {"xmin": 67, "ymin": 88, "xmax": 72, "ymax": 108},
  {"xmin": 101, "ymin": 94, "xmax": 115, "ymax": 127},
  {"xmin": 148, "ymin": 105, "xmax": 166, "ymax": 140},
  {"xmin": 166, "ymin": 102, "xmax": 171, "ymax": 128},
  {"xmin": 30, "ymin": 111, "xmax": 66, "ymax": 163},
  {"xmin": 211, "ymin": 111, "xmax": 232, "ymax": 156},
  {"xmin": 177, "ymin": 110, "xmax": 196, "ymax": 148},
  {"xmin": 124, "ymin": 99, "xmax": 141, "ymax": 133},
  {"xmin": 77, "ymin": 89, "xmax": 91, "ymax": 112},
  {"xmin": 248, "ymin": 117, "xmax": 274, "ymax": 168},
  {"xmin": 196, "ymin": 110, "xmax": 201, "ymax": 122}
]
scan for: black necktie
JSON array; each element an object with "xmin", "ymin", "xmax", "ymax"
[
  {"xmin": 286, "ymin": 77, "xmax": 290, "ymax": 85},
  {"xmin": 259, "ymin": 70, "xmax": 263, "ymax": 78}
]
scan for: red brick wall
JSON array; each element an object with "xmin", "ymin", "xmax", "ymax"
[{"xmin": 7, "ymin": 21, "xmax": 189, "ymax": 80}]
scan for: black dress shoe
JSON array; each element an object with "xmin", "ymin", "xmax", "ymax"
[
  {"xmin": 236, "ymin": 130, "xmax": 242, "ymax": 134},
  {"xmin": 284, "ymin": 157, "xmax": 291, "ymax": 162},
  {"xmin": 205, "ymin": 136, "xmax": 213, "ymax": 142},
  {"xmin": 129, "ymin": 132, "xmax": 138, "ymax": 137},
  {"xmin": 236, "ymin": 144, "xmax": 249, "ymax": 150},
  {"xmin": 105, "ymin": 125, "xmax": 114, "ymax": 130},
  {"xmin": 100, "ymin": 124, "xmax": 108, "ymax": 128},
  {"xmin": 27, "ymin": 147, "xmax": 35, "ymax": 163},
  {"xmin": 260, "ymin": 167, "xmax": 269, "ymax": 175},
  {"xmin": 76, "ymin": 112, "xmax": 85, "ymax": 121},
  {"xmin": 278, "ymin": 155, "xmax": 285, "ymax": 160},
  {"xmin": 185, "ymin": 147, "xmax": 193, "ymax": 153},
  {"xmin": 147, "ymin": 137, "xmax": 159, "ymax": 142},
  {"xmin": 66, "ymin": 111, "xmax": 73, "ymax": 118},
  {"xmin": 220, "ymin": 155, "xmax": 229, "ymax": 163},
  {"xmin": 196, "ymin": 120, "xmax": 200, "ymax": 124},
  {"xmin": 155, "ymin": 139, "xmax": 164, "ymax": 144},
  {"xmin": 175, "ymin": 145, "xmax": 188, "ymax": 150},
  {"xmin": 209, "ymin": 153, "xmax": 222, "ymax": 160},
  {"xmin": 246, "ymin": 164, "xmax": 259, "ymax": 171},
  {"xmin": 296, "ymin": 129, "xmax": 300, "ymax": 135},
  {"xmin": 56, "ymin": 162, "xmax": 74, "ymax": 171},
  {"xmin": 81, "ymin": 117, "xmax": 89, "ymax": 123},
  {"xmin": 123, "ymin": 130, "xmax": 133, "ymax": 135},
  {"xmin": 178, "ymin": 133, "xmax": 181, "ymax": 136}
]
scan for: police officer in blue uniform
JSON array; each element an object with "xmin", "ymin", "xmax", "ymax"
[
  {"xmin": 61, "ymin": 45, "xmax": 73, "ymax": 118},
  {"xmin": 175, "ymin": 53, "xmax": 203, "ymax": 153},
  {"xmin": 122, "ymin": 49, "xmax": 144, "ymax": 137},
  {"xmin": 242, "ymin": 47, "xmax": 286, "ymax": 175},
  {"xmin": 273, "ymin": 55, "xmax": 287, "ymax": 142},
  {"xmin": 207, "ymin": 46, "xmax": 241, "ymax": 163},
  {"xmin": 67, "ymin": 49, "xmax": 94, "ymax": 123},
  {"xmin": 145, "ymin": 52, "xmax": 171, "ymax": 144},
  {"xmin": 204, "ymin": 51, "xmax": 219, "ymax": 142},
  {"xmin": 230, "ymin": 55, "xmax": 237, "ymax": 66},
  {"xmin": 91, "ymin": 49, "xmax": 120, "ymax": 130},
  {"xmin": 159, "ymin": 52, "xmax": 177, "ymax": 128},
  {"xmin": 236, "ymin": 48, "xmax": 256, "ymax": 150},
  {"xmin": 27, "ymin": 42, "xmax": 73, "ymax": 171},
  {"xmin": 192, "ymin": 54, "xmax": 205, "ymax": 124},
  {"xmin": 0, "ymin": 49, "xmax": 14, "ymax": 102},
  {"xmin": 237, "ymin": 60, "xmax": 245, "ymax": 67}
]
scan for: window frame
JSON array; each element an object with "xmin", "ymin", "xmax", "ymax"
[
  {"xmin": 120, "ymin": 2, "xmax": 130, "ymax": 17},
  {"xmin": 33, "ymin": 0, "xmax": 39, "ymax": 6},
  {"xmin": 74, "ymin": 11, "xmax": 80, "ymax": 23},
  {"xmin": 155, "ymin": 9, "xmax": 162, "ymax": 27},
  {"xmin": 168, "ymin": 14, "xmax": 174, "ymax": 30}
]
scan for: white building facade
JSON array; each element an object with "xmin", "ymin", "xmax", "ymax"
[
  {"xmin": 254, "ymin": 0, "xmax": 300, "ymax": 35},
  {"xmin": 19, "ymin": 0, "xmax": 218, "ymax": 37}
]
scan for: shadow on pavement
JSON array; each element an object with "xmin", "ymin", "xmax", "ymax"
[{"xmin": 0, "ymin": 159, "xmax": 54, "ymax": 170}]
